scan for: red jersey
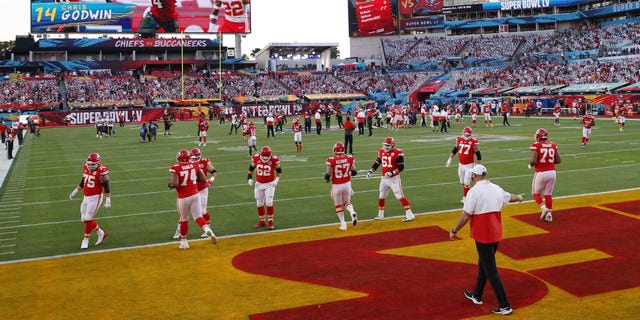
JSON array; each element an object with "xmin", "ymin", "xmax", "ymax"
[
  {"xmin": 195, "ymin": 158, "xmax": 213, "ymax": 191},
  {"xmin": 276, "ymin": 114, "xmax": 283, "ymax": 123},
  {"xmin": 82, "ymin": 164, "xmax": 109, "ymax": 196},
  {"xmin": 251, "ymin": 154, "xmax": 280, "ymax": 183},
  {"xmin": 581, "ymin": 115, "xmax": 595, "ymax": 129},
  {"xmin": 529, "ymin": 141, "xmax": 558, "ymax": 172},
  {"xmin": 292, "ymin": 122, "xmax": 302, "ymax": 133},
  {"xmin": 248, "ymin": 124, "xmax": 257, "ymax": 136},
  {"xmin": 455, "ymin": 136, "xmax": 479, "ymax": 165},
  {"xmin": 470, "ymin": 105, "xmax": 479, "ymax": 115},
  {"xmin": 169, "ymin": 162, "xmax": 200, "ymax": 198},
  {"xmin": 376, "ymin": 148, "xmax": 404, "ymax": 175},
  {"xmin": 151, "ymin": 0, "xmax": 178, "ymax": 22},
  {"xmin": 199, "ymin": 121, "xmax": 209, "ymax": 132},
  {"xmin": 483, "ymin": 105, "xmax": 491, "ymax": 114},
  {"xmin": 326, "ymin": 155, "xmax": 355, "ymax": 184},
  {"xmin": 553, "ymin": 106, "xmax": 561, "ymax": 114}
]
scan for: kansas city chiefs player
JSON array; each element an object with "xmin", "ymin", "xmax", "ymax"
[
  {"xmin": 248, "ymin": 146, "xmax": 282, "ymax": 230},
  {"xmin": 529, "ymin": 128, "xmax": 561, "ymax": 222},
  {"xmin": 445, "ymin": 126, "xmax": 482, "ymax": 203},
  {"xmin": 325, "ymin": 142, "xmax": 358, "ymax": 230},
  {"xmin": 367, "ymin": 137, "xmax": 415, "ymax": 222}
]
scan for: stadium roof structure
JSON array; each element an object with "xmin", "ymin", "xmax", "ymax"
[{"xmin": 256, "ymin": 42, "xmax": 338, "ymax": 59}]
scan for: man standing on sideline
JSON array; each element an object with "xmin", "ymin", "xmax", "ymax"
[
  {"xmin": 266, "ymin": 113, "xmax": 276, "ymax": 138},
  {"xmin": 168, "ymin": 149, "xmax": 217, "ymax": 249},
  {"xmin": 449, "ymin": 164, "xmax": 523, "ymax": 316},
  {"xmin": 68, "ymin": 153, "xmax": 111, "ymax": 250},
  {"xmin": 366, "ymin": 107, "xmax": 374, "ymax": 136},
  {"xmin": 343, "ymin": 116, "xmax": 355, "ymax": 154},
  {"xmin": 367, "ymin": 137, "xmax": 415, "ymax": 222},
  {"xmin": 501, "ymin": 102, "xmax": 511, "ymax": 126},
  {"xmin": 325, "ymin": 142, "xmax": 358, "ymax": 230},
  {"xmin": 314, "ymin": 109, "xmax": 322, "ymax": 135},
  {"xmin": 0, "ymin": 120, "xmax": 8, "ymax": 144},
  {"xmin": 529, "ymin": 128, "xmax": 561, "ymax": 222},
  {"xmin": 248, "ymin": 146, "xmax": 282, "ymax": 230},
  {"xmin": 6, "ymin": 127, "xmax": 16, "ymax": 159},
  {"xmin": 357, "ymin": 108, "xmax": 366, "ymax": 136},
  {"xmin": 304, "ymin": 110, "xmax": 312, "ymax": 133},
  {"xmin": 445, "ymin": 127, "xmax": 482, "ymax": 203}
]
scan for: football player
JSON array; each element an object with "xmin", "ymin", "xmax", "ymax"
[
  {"xmin": 172, "ymin": 148, "xmax": 217, "ymax": 239},
  {"xmin": 367, "ymin": 137, "xmax": 415, "ymax": 222},
  {"xmin": 168, "ymin": 149, "xmax": 217, "ymax": 249},
  {"xmin": 446, "ymin": 127, "xmax": 482, "ymax": 203},
  {"xmin": 208, "ymin": 0, "xmax": 251, "ymax": 33},
  {"xmin": 580, "ymin": 110, "xmax": 596, "ymax": 148},
  {"xmin": 248, "ymin": 146, "xmax": 282, "ymax": 230},
  {"xmin": 247, "ymin": 121, "xmax": 258, "ymax": 156},
  {"xmin": 325, "ymin": 142, "xmax": 358, "ymax": 230},
  {"xmin": 138, "ymin": 0, "xmax": 180, "ymax": 37},
  {"xmin": 198, "ymin": 119, "xmax": 209, "ymax": 146},
  {"xmin": 68, "ymin": 153, "xmax": 111, "ymax": 250},
  {"xmin": 292, "ymin": 117, "xmax": 303, "ymax": 152},
  {"xmin": 529, "ymin": 128, "xmax": 561, "ymax": 222}
]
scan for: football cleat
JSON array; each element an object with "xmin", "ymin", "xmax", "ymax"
[
  {"xmin": 95, "ymin": 230, "xmax": 108, "ymax": 246},
  {"xmin": 173, "ymin": 226, "xmax": 181, "ymax": 239},
  {"xmin": 374, "ymin": 213, "xmax": 384, "ymax": 220},
  {"xmin": 339, "ymin": 222, "xmax": 347, "ymax": 231},
  {"xmin": 255, "ymin": 220, "xmax": 267, "ymax": 228},
  {"xmin": 80, "ymin": 237, "xmax": 89, "ymax": 250},
  {"xmin": 267, "ymin": 219, "xmax": 274, "ymax": 230},
  {"xmin": 179, "ymin": 239, "xmax": 190, "ymax": 250},
  {"xmin": 205, "ymin": 227, "xmax": 218, "ymax": 245},
  {"xmin": 351, "ymin": 213, "xmax": 358, "ymax": 226},
  {"xmin": 539, "ymin": 204, "xmax": 550, "ymax": 220},
  {"xmin": 545, "ymin": 212, "xmax": 553, "ymax": 222}
]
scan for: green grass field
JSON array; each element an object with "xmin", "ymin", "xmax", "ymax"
[{"xmin": 0, "ymin": 115, "xmax": 637, "ymax": 262}]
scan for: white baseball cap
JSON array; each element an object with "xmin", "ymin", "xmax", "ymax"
[{"xmin": 471, "ymin": 164, "xmax": 487, "ymax": 176}]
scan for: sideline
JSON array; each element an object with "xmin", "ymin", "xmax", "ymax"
[{"xmin": 0, "ymin": 135, "xmax": 22, "ymax": 190}]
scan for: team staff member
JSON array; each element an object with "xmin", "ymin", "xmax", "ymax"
[
  {"xmin": 69, "ymin": 153, "xmax": 111, "ymax": 250},
  {"xmin": 449, "ymin": 164, "xmax": 523, "ymax": 316},
  {"xmin": 343, "ymin": 116, "xmax": 355, "ymax": 154}
]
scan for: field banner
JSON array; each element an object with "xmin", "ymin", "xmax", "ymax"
[{"xmin": 40, "ymin": 108, "xmax": 165, "ymax": 126}]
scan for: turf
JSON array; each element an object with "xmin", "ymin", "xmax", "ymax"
[{"xmin": 0, "ymin": 115, "xmax": 637, "ymax": 262}]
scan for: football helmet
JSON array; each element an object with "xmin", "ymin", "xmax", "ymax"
[
  {"xmin": 86, "ymin": 153, "xmax": 100, "ymax": 171},
  {"xmin": 535, "ymin": 128, "xmax": 548, "ymax": 142},
  {"xmin": 190, "ymin": 148, "xmax": 202, "ymax": 161},
  {"xmin": 248, "ymin": 121, "xmax": 254, "ymax": 126},
  {"xmin": 260, "ymin": 146, "xmax": 272, "ymax": 162},
  {"xmin": 176, "ymin": 149, "xmax": 190, "ymax": 163},
  {"xmin": 585, "ymin": 110, "xmax": 592, "ymax": 116},
  {"xmin": 383, "ymin": 137, "xmax": 395, "ymax": 152},
  {"xmin": 333, "ymin": 142, "xmax": 345, "ymax": 155},
  {"xmin": 462, "ymin": 127, "xmax": 472, "ymax": 140}
]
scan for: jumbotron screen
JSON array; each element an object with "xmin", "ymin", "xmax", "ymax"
[{"xmin": 30, "ymin": 0, "xmax": 251, "ymax": 35}]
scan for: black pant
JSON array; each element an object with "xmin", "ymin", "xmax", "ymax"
[
  {"xmin": 7, "ymin": 140, "xmax": 13, "ymax": 159},
  {"xmin": 358, "ymin": 123, "xmax": 364, "ymax": 135},
  {"xmin": 344, "ymin": 134, "xmax": 353, "ymax": 154},
  {"xmin": 367, "ymin": 119, "xmax": 373, "ymax": 136},
  {"xmin": 473, "ymin": 241, "xmax": 510, "ymax": 308},
  {"xmin": 305, "ymin": 119, "xmax": 312, "ymax": 133},
  {"xmin": 267, "ymin": 125, "xmax": 275, "ymax": 138},
  {"xmin": 440, "ymin": 119, "xmax": 448, "ymax": 133},
  {"xmin": 502, "ymin": 113, "xmax": 510, "ymax": 126},
  {"xmin": 316, "ymin": 122, "xmax": 322, "ymax": 135}
]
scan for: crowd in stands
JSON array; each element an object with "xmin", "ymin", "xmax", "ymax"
[{"xmin": 1, "ymin": 21, "xmax": 639, "ymax": 110}]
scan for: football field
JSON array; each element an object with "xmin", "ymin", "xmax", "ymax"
[{"xmin": 0, "ymin": 115, "xmax": 639, "ymax": 319}]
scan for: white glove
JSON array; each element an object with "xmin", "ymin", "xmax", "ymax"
[
  {"xmin": 208, "ymin": 176, "xmax": 215, "ymax": 183},
  {"xmin": 248, "ymin": 179, "xmax": 254, "ymax": 186},
  {"xmin": 445, "ymin": 158, "xmax": 452, "ymax": 167},
  {"xmin": 528, "ymin": 164, "xmax": 533, "ymax": 170},
  {"xmin": 69, "ymin": 189, "xmax": 78, "ymax": 200},
  {"xmin": 104, "ymin": 197, "xmax": 111, "ymax": 208},
  {"xmin": 366, "ymin": 170, "xmax": 372, "ymax": 180},
  {"xmin": 273, "ymin": 177, "xmax": 280, "ymax": 187}
]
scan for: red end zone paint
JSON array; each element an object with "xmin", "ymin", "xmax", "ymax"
[
  {"xmin": 233, "ymin": 226, "xmax": 547, "ymax": 320},
  {"xmin": 504, "ymin": 205, "xmax": 640, "ymax": 297},
  {"xmin": 601, "ymin": 200, "xmax": 640, "ymax": 215}
]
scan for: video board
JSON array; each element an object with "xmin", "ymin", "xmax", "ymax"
[
  {"xmin": 348, "ymin": 0, "xmax": 399, "ymax": 37},
  {"xmin": 30, "ymin": 0, "xmax": 251, "ymax": 35}
]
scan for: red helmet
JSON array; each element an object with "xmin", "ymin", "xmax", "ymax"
[
  {"xmin": 383, "ymin": 137, "xmax": 395, "ymax": 152},
  {"xmin": 462, "ymin": 126, "xmax": 472, "ymax": 136},
  {"xmin": 190, "ymin": 148, "xmax": 202, "ymax": 161},
  {"xmin": 86, "ymin": 153, "xmax": 100, "ymax": 171},
  {"xmin": 260, "ymin": 146, "xmax": 272, "ymax": 162},
  {"xmin": 535, "ymin": 128, "xmax": 548, "ymax": 142},
  {"xmin": 176, "ymin": 149, "xmax": 190, "ymax": 163},
  {"xmin": 333, "ymin": 142, "xmax": 345, "ymax": 155},
  {"xmin": 248, "ymin": 121, "xmax": 254, "ymax": 126}
]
